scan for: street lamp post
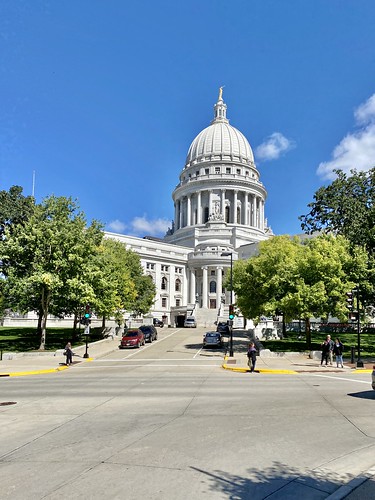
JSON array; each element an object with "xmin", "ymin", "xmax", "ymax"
[{"xmin": 221, "ymin": 252, "xmax": 234, "ymax": 357}]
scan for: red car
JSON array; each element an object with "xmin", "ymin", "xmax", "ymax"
[{"xmin": 119, "ymin": 329, "xmax": 145, "ymax": 349}]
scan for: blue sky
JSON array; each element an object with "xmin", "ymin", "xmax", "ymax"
[{"xmin": 2, "ymin": 0, "xmax": 375, "ymax": 237}]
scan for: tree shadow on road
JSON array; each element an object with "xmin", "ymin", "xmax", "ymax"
[
  {"xmin": 190, "ymin": 462, "xmax": 353, "ymax": 499},
  {"xmin": 348, "ymin": 390, "xmax": 375, "ymax": 400}
]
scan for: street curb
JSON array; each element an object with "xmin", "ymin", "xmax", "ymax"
[
  {"xmin": 326, "ymin": 465, "xmax": 375, "ymax": 499},
  {"xmin": 0, "ymin": 358, "xmax": 95, "ymax": 377},
  {"xmin": 222, "ymin": 357, "xmax": 298, "ymax": 374},
  {"xmin": 0, "ymin": 365, "xmax": 69, "ymax": 377}
]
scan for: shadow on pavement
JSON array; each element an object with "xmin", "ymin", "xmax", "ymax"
[
  {"xmin": 347, "ymin": 391, "xmax": 375, "ymax": 400},
  {"xmin": 190, "ymin": 462, "xmax": 354, "ymax": 499}
]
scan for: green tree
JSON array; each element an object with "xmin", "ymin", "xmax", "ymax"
[
  {"xmin": 1, "ymin": 195, "xmax": 103, "ymax": 349},
  {"xmin": 232, "ymin": 235, "xmax": 367, "ymax": 348},
  {"xmin": 91, "ymin": 239, "xmax": 138, "ymax": 327},
  {"xmin": 299, "ymin": 168, "xmax": 375, "ymax": 304},
  {"xmin": 0, "ymin": 185, "xmax": 35, "ymax": 239},
  {"xmin": 299, "ymin": 168, "xmax": 375, "ymax": 251}
]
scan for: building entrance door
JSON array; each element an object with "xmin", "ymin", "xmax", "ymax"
[{"xmin": 209, "ymin": 299, "xmax": 216, "ymax": 309}]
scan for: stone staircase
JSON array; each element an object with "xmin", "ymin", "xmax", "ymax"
[{"xmin": 194, "ymin": 308, "xmax": 219, "ymax": 329}]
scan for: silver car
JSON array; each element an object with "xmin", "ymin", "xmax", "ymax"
[{"xmin": 184, "ymin": 317, "xmax": 197, "ymax": 328}]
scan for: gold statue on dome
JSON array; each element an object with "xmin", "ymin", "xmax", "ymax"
[{"xmin": 218, "ymin": 86, "xmax": 224, "ymax": 100}]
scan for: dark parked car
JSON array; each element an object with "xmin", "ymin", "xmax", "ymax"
[
  {"xmin": 119, "ymin": 329, "xmax": 145, "ymax": 349},
  {"xmin": 139, "ymin": 325, "xmax": 158, "ymax": 343},
  {"xmin": 153, "ymin": 318, "xmax": 164, "ymax": 328},
  {"xmin": 216, "ymin": 322, "xmax": 230, "ymax": 336},
  {"xmin": 203, "ymin": 331, "xmax": 223, "ymax": 348}
]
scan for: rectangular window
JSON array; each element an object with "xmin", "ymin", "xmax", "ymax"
[
  {"xmin": 226, "ymin": 167, "xmax": 231, "ymax": 174},
  {"xmin": 215, "ymin": 167, "xmax": 220, "ymax": 174},
  {"xmin": 162, "ymin": 298, "xmax": 167, "ymax": 308},
  {"xmin": 176, "ymin": 299, "xmax": 181, "ymax": 307},
  {"xmin": 196, "ymin": 171, "xmax": 199, "ymax": 177},
  {"xmin": 146, "ymin": 262, "xmax": 155, "ymax": 270},
  {"xmin": 205, "ymin": 168, "xmax": 209, "ymax": 175},
  {"xmin": 161, "ymin": 265, "xmax": 169, "ymax": 271},
  {"xmin": 236, "ymin": 169, "xmax": 241, "ymax": 174},
  {"xmin": 175, "ymin": 267, "xmax": 183, "ymax": 274}
]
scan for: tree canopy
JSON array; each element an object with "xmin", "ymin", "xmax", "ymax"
[
  {"xmin": 1, "ymin": 195, "xmax": 103, "ymax": 349},
  {"xmin": 0, "ymin": 185, "xmax": 35, "ymax": 239},
  {"xmin": 232, "ymin": 234, "xmax": 367, "ymax": 347},
  {"xmin": 299, "ymin": 168, "xmax": 375, "ymax": 252}
]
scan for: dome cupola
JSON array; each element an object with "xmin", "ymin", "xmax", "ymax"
[{"xmin": 185, "ymin": 88, "xmax": 254, "ymax": 168}]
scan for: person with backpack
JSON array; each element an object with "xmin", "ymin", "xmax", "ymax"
[{"xmin": 247, "ymin": 342, "xmax": 257, "ymax": 373}]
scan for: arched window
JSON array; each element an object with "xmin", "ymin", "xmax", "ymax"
[
  {"xmin": 175, "ymin": 278, "xmax": 181, "ymax": 292},
  {"xmin": 161, "ymin": 277, "xmax": 168, "ymax": 290},
  {"xmin": 237, "ymin": 206, "xmax": 241, "ymax": 224},
  {"xmin": 210, "ymin": 280, "xmax": 216, "ymax": 293},
  {"xmin": 204, "ymin": 206, "xmax": 209, "ymax": 223},
  {"xmin": 225, "ymin": 206, "xmax": 230, "ymax": 223}
]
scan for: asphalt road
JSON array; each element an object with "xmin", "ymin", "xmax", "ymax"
[{"xmin": 1, "ymin": 327, "xmax": 374, "ymax": 499}]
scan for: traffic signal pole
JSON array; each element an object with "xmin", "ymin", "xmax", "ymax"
[{"xmin": 355, "ymin": 287, "xmax": 364, "ymax": 368}]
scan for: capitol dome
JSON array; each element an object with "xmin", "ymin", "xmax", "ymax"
[{"xmin": 185, "ymin": 90, "xmax": 254, "ymax": 168}]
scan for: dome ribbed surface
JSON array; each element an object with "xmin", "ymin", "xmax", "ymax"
[{"xmin": 185, "ymin": 122, "xmax": 254, "ymax": 166}]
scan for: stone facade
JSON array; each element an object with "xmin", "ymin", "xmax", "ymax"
[{"xmin": 106, "ymin": 91, "xmax": 272, "ymax": 327}]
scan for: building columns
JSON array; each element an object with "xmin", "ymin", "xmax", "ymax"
[
  {"xmin": 189, "ymin": 268, "xmax": 196, "ymax": 304},
  {"xmin": 202, "ymin": 266, "xmax": 208, "ymax": 308},
  {"xmin": 187, "ymin": 195, "xmax": 191, "ymax": 226},
  {"xmin": 221, "ymin": 189, "xmax": 226, "ymax": 219},
  {"xmin": 216, "ymin": 267, "xmax": 223, "ymax": 307},
  {"xmin": 197, "ymin": 191, "xmax": 202, "ymax": 224}
]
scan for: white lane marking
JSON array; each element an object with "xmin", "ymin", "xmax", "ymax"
[
  {"xmin": 311, "ymin": 374, "xmax": 371, "ymax": 384},
  {"xmin": 93, "ymin": 358, "xmax": 221, "ymax": 362},
  {"xmin": 120, "ymin": 328, "xmax": 185, "ymax": 360},
  {"xmin": 193, "ymin": 348, "xmax": 203, "ymax": 359},
  {"xmin": 86, "ymin": 364, "xmax": 221, "ymax": 368}
]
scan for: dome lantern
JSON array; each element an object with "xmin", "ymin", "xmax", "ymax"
[{"xmin": 211, "ymin": 86, "xmax": 228, "ymax": 124}]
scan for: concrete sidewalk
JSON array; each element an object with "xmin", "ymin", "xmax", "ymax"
[
  {"xmin": 222, "ymin": 330, "xmax": 374, "ymax": 374},
  {"xmin": 0, "ymin": 336, "xmax": 121, "ymax": 376}
]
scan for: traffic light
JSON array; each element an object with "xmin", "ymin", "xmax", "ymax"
[
  {"xmin": 346, "ymin": 292, "xmax": 353, "ymax": 312},
  {"xmin": 346, "ymin": 291, "xmax": 358, "ymax": 321},
  {"xmin": 84, "ymin": 304, "xmax": 91, "ymax": 320},
  {"xmin": 229, "ymin": 304, "xmax": 234, "ymax": 320},
  {"xmin": 80, "ymin": 304, "xmax": 91, "ymax": 325}
]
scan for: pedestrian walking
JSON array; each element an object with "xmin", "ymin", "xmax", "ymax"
[
  {"xmin": 247, "ymin": 342, "xmax": 257, "ymax": 373},
  {"xmin": 321, "ymin": 340, "xmax": 330, "ymax": 366},
  {"xmin": 64, "ymin": 342, "xmax": 73, "ymax": 366},
  {"xmin": 333, "ymin": 337, "xmax": 344, "ymax": 368},
  {"xmin": 326, "ymin": 335, "xmax": 334, "ymax": 365}
]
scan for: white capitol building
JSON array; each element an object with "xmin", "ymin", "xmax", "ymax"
[{"xmin": 107, "ymin": 90, "xmax": 272, "ymax": 327}]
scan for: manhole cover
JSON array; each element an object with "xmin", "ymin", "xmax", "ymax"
[{"xmin": 0, "ymin": 402, "xmax": 17, "ymax": 406}]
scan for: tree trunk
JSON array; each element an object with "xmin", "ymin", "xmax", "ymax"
[
  {"xmin": 305, "ymin": 317, "xmax": 311, "ymax": 350},
  {"xmin": 39, "ymin": 287, "xmax": 50, "ymax": 350},
  {"xmin": 102, "ymin": 315, "xmax": 106, "ymax": 329},
  {"xmin": 73, "ymin": 312, "xmax": 78, "ymax": 332},
  {"xmin": 37, "ymin": 306, "xmax": 43, "ymax": 334}
]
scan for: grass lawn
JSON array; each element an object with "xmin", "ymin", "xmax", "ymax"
[
  {"xmin": 262, "ymin": 331, "xmax": 375, "ymax": 359},
  {"xmin": 0, "ymin": 326, "xmax": 104, "ymax": 352}
]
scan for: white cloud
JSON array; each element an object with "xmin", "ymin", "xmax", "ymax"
[
  {"xmin": 255, "ymin": 132, "xmax": 295, "ymax": 161},
  {"xmin": 130, "ymin": 216, "xmax": 171, "ymax": 237},
  {"xmin": 107, "ymin": 219, "xmax": 127, "ymax": 233},
  {"xmin": 317, "ymin": 93, "xmax": 375, "ymax": 180}
]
